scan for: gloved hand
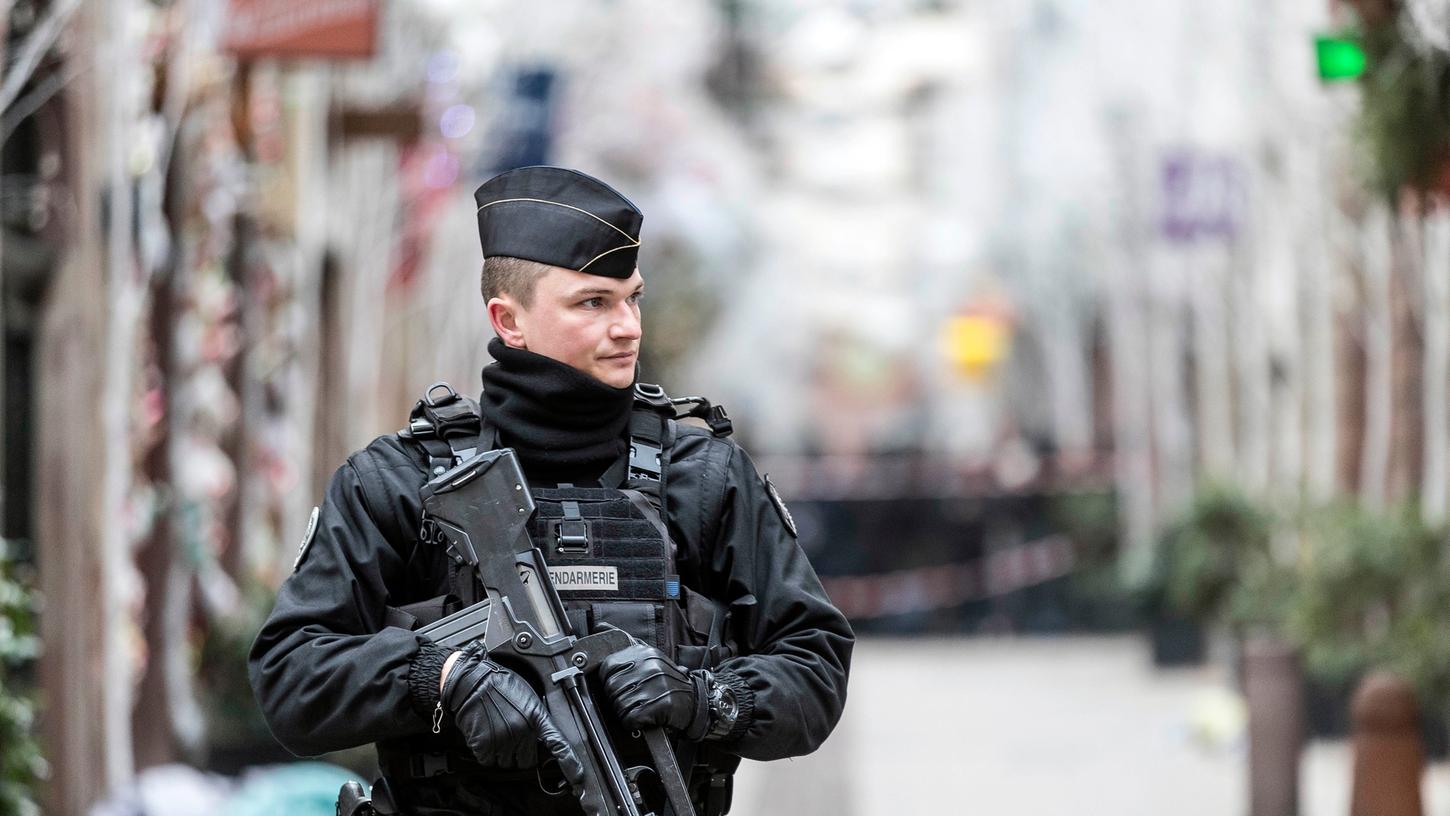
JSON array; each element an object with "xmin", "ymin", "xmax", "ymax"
[
  {"xmin": 598, "ymin": 640, "xmax": 711, "ymax": 740},
  {"xmin": 442, "ymin": 642, "xmax": 586, "ymax": 781}
]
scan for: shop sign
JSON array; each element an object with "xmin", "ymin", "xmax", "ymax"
[
  {"xmin": 224, "ymin": 0, "xmax": 381, "ymax": 60},
  {"xmin": 1160, "ymin": 150, "xmax": 1245, "ymax": 245}
]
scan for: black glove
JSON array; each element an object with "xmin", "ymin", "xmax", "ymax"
[
  {"xmin": 442, "ymin": 643, "xmax": 586, "ymax": 780},
  {"xmin": 598, "ymin": 640, "xmax": 711, "ymax": 740}
]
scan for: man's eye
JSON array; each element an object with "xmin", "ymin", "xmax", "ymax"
[
  {"xmin": 581, "ymin": 298, "xmax": 603, "ymax": 308},
  {"xmin": 628, "ymin": 292, "xmax": 643, "ymax": 304}
]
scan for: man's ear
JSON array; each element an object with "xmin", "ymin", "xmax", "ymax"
[{"xmin": 487, "ymin": 297, "xmax": 527, "ymax": 348}]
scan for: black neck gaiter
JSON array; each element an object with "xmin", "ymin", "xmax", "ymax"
[{"xmin": 479, "ymin": 337, "xmax": 634, "ymax": 478}]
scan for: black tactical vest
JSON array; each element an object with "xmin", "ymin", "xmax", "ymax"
[
  {"xmin": 402, "ymin": 381, "xmax": 728, "ymax": 657},
  {"xmin": 529, "ymin": 483, "xmax": 677, "ymax": 655}
]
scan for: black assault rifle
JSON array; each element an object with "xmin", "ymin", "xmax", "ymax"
[{"xmin": 417, "ymin": 448, "xmax": 696, "ymax": 816}]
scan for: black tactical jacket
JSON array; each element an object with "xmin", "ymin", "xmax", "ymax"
[{"xmin": 247, "ymin": 420, "xmax": 854, "ymax": 767}]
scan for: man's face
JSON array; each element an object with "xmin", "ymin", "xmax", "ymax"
[{"xmin": 492, "ymin": 265, "xmax": 644, "ymax": 388}]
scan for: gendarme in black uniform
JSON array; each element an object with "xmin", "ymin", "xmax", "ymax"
[{"xmin": 248, "ymin": 167, "xmax": 854, "ymax": 815}]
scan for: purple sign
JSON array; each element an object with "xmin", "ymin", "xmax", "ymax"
[{"xmin": 1160, "ymin": 151, "xmax": 1245, "ymax": 244}]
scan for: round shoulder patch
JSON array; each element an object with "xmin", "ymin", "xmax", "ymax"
[
  {"xmin": 763, "ymin": 475, "xmax": 798, "ymax": 538},
  {"xmin": 293, "ymin": 506, "xmax": 321, "ymax": 572}
]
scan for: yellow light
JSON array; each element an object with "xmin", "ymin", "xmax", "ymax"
[{"xmin": 944, "ymin": 314, "xmax": 1008, "ymax": 379}]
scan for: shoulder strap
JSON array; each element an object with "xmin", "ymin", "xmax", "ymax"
[
  {"xmin": 599, "ymin": 383, "xmax": 674, "ymax": 477},
  {"xmin": 400, "ymin": 381, "xmax": 489, "ymax": 473},
  {"xmin": 609, "ymin": 380, "xmax": 734, "ymax": 488},
  {"xmin": 628, "ymin": 406, "xmax": 667, "ymax": 481},
  {"xmin": 628, "ymin": 406, "xmax": 673, "ymax": 527},
  {"xmin": 623, "ymin": 391, "xmax": 679, "ymax": 599},
  {"xmin": 402, "ymin": 382, "xmax": 495, "ymax": 606}
]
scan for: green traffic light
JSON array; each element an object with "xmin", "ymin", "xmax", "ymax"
[{"xmin": 1316, "ymin": 34, "xmax": 1366, "ymax": 81}]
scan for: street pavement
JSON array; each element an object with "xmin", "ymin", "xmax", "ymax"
[{"xmin": 729, "ymin": 635, "xmax": 1450, "ymax": 815}]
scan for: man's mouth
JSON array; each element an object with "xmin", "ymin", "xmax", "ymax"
[{"xmin": 602, "ymin": 350, "xmax": 637, "ymax": 362}]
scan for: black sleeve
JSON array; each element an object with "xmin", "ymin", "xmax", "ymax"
[
  {"xmin": 247, "ymin": 448, "xmax": 438, "ymax": 756},
  {"xmin": 702, "ymin": 441, "xmax": 855, "ymax": 761}
]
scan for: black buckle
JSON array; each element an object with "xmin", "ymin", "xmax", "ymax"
[
  {"xmin": 703, "ymin": 404, "xmax": 732, "ymax": 436},
  {"xmin": 553, "ymin": 500, "xmax": 590, "ymax": 554},
  {"xmin": 670, "ymin": 396, "xmax": 733, "ymax": 437},
  {"xmin": 554, "ymin": 519, "xmax": 590, "ymax": 554},
  {"xmin": 420, "ymin": 386, "xmax": 480, "ymax": 441},
  {"xmin": 409, "ymin": 382, "xmax": 480, "ymax": 442},
  {"xmin": 630, "ymin": 440, "xmax": 663, "ymax": 479}
]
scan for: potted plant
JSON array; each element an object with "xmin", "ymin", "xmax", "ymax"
[
  {"xmin": 1288, "ymin": 504, "xmax": 1450, "ymax": 745},
  {"xmin": 0, "ymin": 541, "xmax": 44, "ymax": 816},
  {"xmin": 1140, "ymin": 484, "xmax": 1276, "ymax": 665}
]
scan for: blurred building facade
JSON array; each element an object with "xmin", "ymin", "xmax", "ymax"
[{"xmin": 3, "ymin": 0, "xmax": 1440, "ymax": 812}]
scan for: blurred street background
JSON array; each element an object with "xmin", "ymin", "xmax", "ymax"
[{"xmin": 5, "ymin": 0, "xmax": 1450, "ymax": 813}]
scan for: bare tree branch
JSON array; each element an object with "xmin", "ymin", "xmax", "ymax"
[
  {"xmin": 0, "ymin": 0, "xmax": 84, "ymax": 115},
  {"xmin": 0, "ymin": 57, "xmax": 86, "ymax": 144}
]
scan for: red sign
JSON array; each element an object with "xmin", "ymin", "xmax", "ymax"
[{"xmin": 224, "ymin": 0, "xmax": 381, "ymax": 60}]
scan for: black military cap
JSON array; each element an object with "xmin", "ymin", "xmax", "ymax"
[{"xmin": 474, "ymin": 166, "xmax": 643, "ymax": 279}]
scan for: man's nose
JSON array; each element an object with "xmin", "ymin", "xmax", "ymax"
[{"xmin": 611, "ymin": 303, "xmax": 642, "ymax": 339}]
